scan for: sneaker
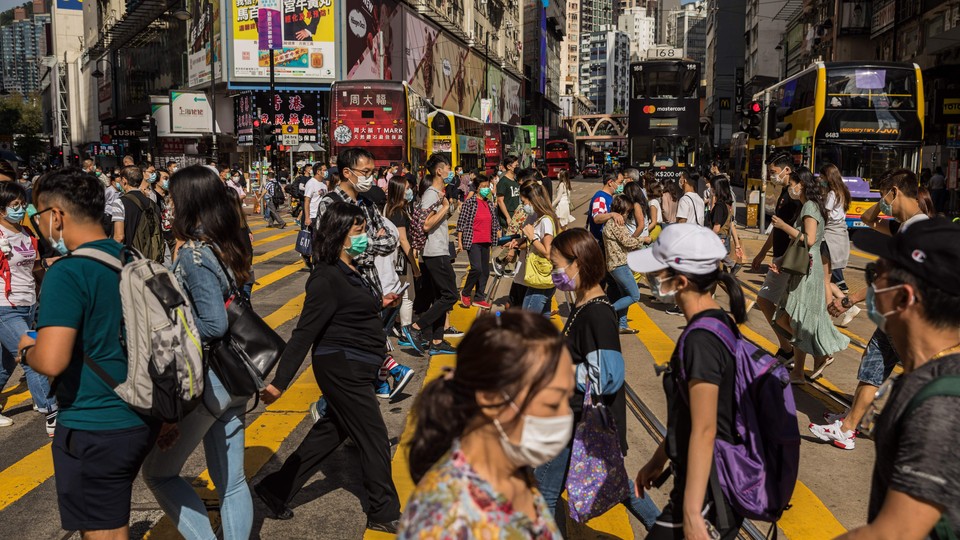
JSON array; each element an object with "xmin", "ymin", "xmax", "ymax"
[
  {"xmin": 309, "ymin": 398, "xmax": 328, "ymax": 422},
  {"xmin": 254, "ymin": 483, "xmax": 295, "ymax": 520},
  {"xmin": 0, "ymin": 413, "xmax": 12, "ymax": 427},
  {"xmin": 460, "ymin": 295, "xmax": 472, "ymax": 308},
  {"xmin": 375, "ymin": 379, "xmax": 391, "ymax": 399},
  {"xmin": 45, "ymin": 412, "xmax": 57, "ymax": 437},
  {"xmin": 444, "ymin": 326, "xmax": 465, "ymax": 338},
  {"xmin": 473, "ymin": 299, "xmax": 492, "ymax": 309},
  {"xmin": 665, "ymin": 305, "xmax": 683, "ymax": 316},
  {"xmin": 401, "ymin": 325, "xmax": 426, "ymax": 355},
  {"xmin": 823, "ymin": 410, "xmax": 847, "ymax": 424},
  {"xmin": 619, "ymin": 327, "xmax": 639, "ymax": 334},
  {"xmin": 390, "ymin": 325, "xmax": 403, "ymax": 339},
  {"xmin": 808, "ymin": 420, "xmax": 856, "ymax": 450},
  {"xmin": 366, "ymin": 518, "xmax": 401, "ymax": 534},
  {"xmin": 429, "ymin": 340, "xmax": 457, "ymax": 356},
  {"xmin": 389, "ymin": 365, "xmax": 415, "ymax": 399},
  {"xmin": 834, "ymin": 305, "xmax": 861, "ymax": 328}
]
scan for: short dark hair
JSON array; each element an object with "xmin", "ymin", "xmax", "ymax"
[
  {"xmin": 121, "ymin": 165, "xmax": 143, "ymax": 186},
  {"xmin": 33, "ymin": 168, "xmax": 105, "ymax": 223},
  {"xmin": 502, "ymin": 155, "xmax": 519, "ymax": 168},
  {"xmin": 768, "ymin": 152, "xmax": 793, "ymax": 170},
  {"xmin": 877, "ymin": 168, "xmax": 919, "ymax": 198},
  {"xmin": 425, "ymin": 153, "xmax": 450, "ymax": 175},
  {"xmin": 888, "ymin": 263, "xmax": 960, "ymax": 329},
  {"xmin": 0, "ymin": 181, "xmax": 27, "ymax": 209},
  {"xmin": 472, "ymin": 174, "xmax": 489, "ymax": 190},
  {"xmin": 552, "ymin": 228, "xmax": 606, "ymax": 296},
  {"xmin": 602, "ymin": 172, "xmax": 618, "ymax": 185},
  {"xmin": 336, "ymin": 148, "xmax": 375, "ymax": 178},
  {"xmin": 314, "ymin": 201, "xmax": 365, "ymax": 265}
]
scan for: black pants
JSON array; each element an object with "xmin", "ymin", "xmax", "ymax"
[
  {"xmin": 257, "ymin": 353, "xmax": 400, "ymax": 523},
  {"xmin": 417, "ymin": 255, "xmax": 458, "ymax": 341},
  {"xmin": 462, "ymin": 242, "xmax": 491, "ymax": 300}
]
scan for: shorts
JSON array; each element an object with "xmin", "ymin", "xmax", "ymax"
[
  {"xmin": 856, "ymin": 328, "xmax": 900, "ymax": 387},
  {"xmin": 757, "ymin": 268, "xmax": 790, "ymax": 304},
  {"xmin": 52, "ymin": 423, "xmax": 157, "ymax": 532}
]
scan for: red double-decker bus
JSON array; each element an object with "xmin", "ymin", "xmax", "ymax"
[
  {"xmin": 329, "ymin": 80, "xmax": 430, "ymax": 169},
  {"xmin": 545, "ymin": 139, "xmax": 577, "ymax": 178},
  {"xmin": 482, "ymin": 123, "xmax": 532, "ymax": 175}
]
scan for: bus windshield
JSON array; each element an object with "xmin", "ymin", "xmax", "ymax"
[
  {"xmin": 631, "ymin": 66, "xmax": 698, "ymax": 99},
  {"xmin": 825, "ymin": 67, "xmax": 917, "ymax": 110},
  {"xmin": 631, "ymin": 135, "xmax": 698, "ymax": 168},
  {"xmin": 815, "ymin": 143, "xmax": 917, "ymax": 184}
]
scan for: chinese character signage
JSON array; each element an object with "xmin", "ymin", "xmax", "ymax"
[
  {"xmin": 187, "ymin": 0, "xmax": 223, "ymax": 88},
  {"xmin": 229, "ymin": 0, "xmax": 336, "ymax": 83},
  {"xmin": 258, "ymin": 0, "xmax": 282, "ymax": 49},
  {"xmin": 255, "ymin": 91, "xmax": 320, "ymax": 143},
  {"xmin": 234, "ymin": 93, "xmax": 255, "ymax": 145},
  {"xmin": 331, "ymin": 85, "xmax": 405, "ymax": 148},
  {"xmin": 170, "ymin": 91, "xmax": 213, "ymax": 134}
]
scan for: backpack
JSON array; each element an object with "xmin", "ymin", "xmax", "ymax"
[
  {"xmin": 124, "ymin": 192, "xmax": 165, "ymax": 263},
  {"xmin": 270, "ymin": 181, "xmax": 285, "ymax": 207},
  {"xmin": 69, "ymin": 247, "xmax": 205, "ymax": 423},
  {"xmin": 409, "ymin": 192, "xmax": 442, "ymax": 252},
  {"xmin": 677, "ymin": 316, "xmax": 800, "ymax": 523}
]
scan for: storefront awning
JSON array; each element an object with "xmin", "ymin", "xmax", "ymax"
[{"xmin": 295, "ymin": 143, "xmax": 325, "ymax": 153}]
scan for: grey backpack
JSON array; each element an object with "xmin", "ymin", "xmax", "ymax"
[{"xmin": 71, "ymin": 247, "xmax": 205, "ymax": 422}]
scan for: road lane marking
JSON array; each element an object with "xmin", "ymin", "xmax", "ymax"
[
  {"xmin": 253, "ymin": 261, "xmax": 305, "ymax": 292},
  {"xmin": 252, "ymin": 229, "xmax": 299, "ymax": 247},
  {"xmin": 252, "ymin": 244, "xmax": 296, "ymax": 265},
  {"xmin": 850, "ymin": 249, "xmax": 878, "ymax": 262}
]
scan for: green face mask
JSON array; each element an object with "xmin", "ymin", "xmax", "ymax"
[
  {"xmin": 345, "ymin": 233, "xmax": 369, "ymax": 257},
  {"xmin": 478, "ymin": 187, "xmax": 491, "ymax": 198}
]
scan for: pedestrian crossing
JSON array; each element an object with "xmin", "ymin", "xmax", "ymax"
[{"xmin": 0, "ymin": 209, "xmax": 885, "ymax": 538}]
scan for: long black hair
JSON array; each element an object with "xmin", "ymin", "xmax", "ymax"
[
  {"xmin": 790, "ymin": 166, "xmax": 827, "ymax": 221},
  {"xmin": 384, "ymin": 175, "xmax": 409, "ymax": 221},
  {"xmin": 170, "ymin": 165, "xmax": 252, "ymax": 284},
  {"xmin": 713, "ymin": 176, "xmax": 734, "ymax": 208},
  {"xmin": 622, "ymin": 180, "xmax": 649, "ymax": 222},
  {"xmin": 313, "ymin": 201, "xmax": 365, "ymax": 265},
  {"xmin": 407, "ymin": 310, "xmax": 566, "ymax": 483}
]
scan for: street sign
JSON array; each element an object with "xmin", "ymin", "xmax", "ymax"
[
  {"xmin": 645, "ymin": 47, "xmax": 682, "ymax": 60},
  {"xmin": 282, "ymin": 134, "xmax": 299, "ymax": 146},
  {"xmin": 718, "ymin": 97, "xmax": 732, "ymax": 110},
  {"xmin": 282, "ymin": 124, "xmax": 299, "ymax": 135}
]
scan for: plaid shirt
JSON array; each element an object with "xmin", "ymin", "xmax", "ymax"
[
  {"xmin": 316, "ymin": 187, "xmax": 398, "ymax": 297},
  {"xmin": 456, "ymin": 195, "xmax": 500, "ymax": 250}
]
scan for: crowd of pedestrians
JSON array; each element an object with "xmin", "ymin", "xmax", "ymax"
[{"xmin": 0, "ymin": 149, "xmax": 956, "ymax": 540}]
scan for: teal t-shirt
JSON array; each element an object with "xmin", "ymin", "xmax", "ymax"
[{"xmin": 38, "ymin": 239, "xmax": 146, "ymax": 430}]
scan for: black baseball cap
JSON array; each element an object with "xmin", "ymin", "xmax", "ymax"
[{"xmin": 853, "ymin": 217, "xmax": 960, "ymax": 295}]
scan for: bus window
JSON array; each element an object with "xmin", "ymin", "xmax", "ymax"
[
  {"xmin": 815, "ymin": 144, "xmax": 915, "ymax": 185},
  {"xmin": 825, "ymin": 67, "xmax": 916, "ymax": 110}
]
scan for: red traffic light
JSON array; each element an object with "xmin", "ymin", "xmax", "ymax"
[
  {"xmin": 253, "ymin": 119, "xmax": 260, "ymax": 128},
  {"xmin": 748, "ymin": 101, "xmax": 762, "ymax": 114}
]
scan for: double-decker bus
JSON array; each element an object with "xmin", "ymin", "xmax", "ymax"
[
  {"xmin": 544, "ymin": 139, "xmax": 578, "ymax": 178},
  {"xmin": 628, "ymin": 59, "xmax": 703, "ymax": 181},
  {"xmin": 427, "ymin": 110, "xmax": 485, "ymax": 172},
  {"xmin": 329, "ymin": 80, "xmax": 430, "ymax": 170},
  {"xmin": 483, "ymin": 123, "xmax": 533, "ymax": 175},
  {"xmin": 741, "ymin": 62, "xmax": 924, "ymax": 228}
]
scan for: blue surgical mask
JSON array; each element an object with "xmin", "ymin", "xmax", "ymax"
[
  {"xmin": 345, "ymin": 233, "xmax": 369, "ymax": 257},
  {"xmin": 47, "ymin": 213, "xmax": 68, "ymax": 255},
  {"xmin": 4, "ymin": 206, "xmax": 25, "ymax": 223},
  {"xmin": 522, "ymin": 203, "xmax": 534, "ymax": 215},
  {"xmin": 161, "ymin": 180, "xmax": 169, "ymax": 191},
  {"xmin": 115, "ymin": 181, "xmax": 123, "ymax": 192},
  {"xmin": 866, "ymin": 284, "xmax": 902, "ymax": 333},
  {"xmin": 404, "ymin": 188, "xmax": 414, "ymax": 202},
  {"xmin": 147, "ymin": 172, "xmax": 158, "ymax": 184},
  {"xmin": 615, "ymin": 184, "xmax": 625, "ymax": 194},
  {"xmin": 444, "ymin": 171, "xmax": 455, "ymax": 184},
  {"xmin": 878, "ymin": 193, "xmax": 893, "ymax": 216}
]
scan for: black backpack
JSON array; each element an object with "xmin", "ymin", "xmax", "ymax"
[
  {"xmin": 270, "ymin": 181, "xmax": 285, "ymax": 207},
  {"xmin": 123, "ymin": 192, "xmax": 165, "ymax": 263}
]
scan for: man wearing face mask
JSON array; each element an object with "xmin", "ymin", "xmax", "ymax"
[
  {"xmin": 811, "ymin": 168, "xmax": 928, "ymax": 451},
  {"xmin": 139, "ymin": 164, "xmax": 159, "ymax": 203},
  {"xmin": 833, "ymin": 218, "xmax": 960, "ymax": 540},
  {"xmin": 750, "ymin": 152, "xmax": 802, "ymax": 359}
]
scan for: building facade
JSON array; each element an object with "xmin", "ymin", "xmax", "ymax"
[
  {"xmin": 619, "ymin": 4, "xmax": 657, "ymax": 62},
  {"xmin": 582, "ymin": 26, "xmax": 630, "ymax": 114},
  {"xmin": 667, "ymin": 1, "xmax": 706, "ymax": 64},
  {"xmin": 1, "ymin": 6, "xmax": 49, "ymax": 95},
  {"xmin": 705, "ymin": 0, "xmax": 745, "ymax": 153}
]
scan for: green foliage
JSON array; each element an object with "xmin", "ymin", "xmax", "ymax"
[{"xmin": 0, "ymin": 93, "xmax": 46, "ymax": 163}]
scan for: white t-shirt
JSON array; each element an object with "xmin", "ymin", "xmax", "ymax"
[
  {"xmin": 421, "ymin": 187, "xmax": 448, "ymax": 257},
  {"xmin": 825, "ymin": 191, "xmax": 846, "ymax": 225},
  {"xmin": 676, "ymin": 192, "xmax": 705, "ymax": 226},
  {"xmin": 304, "ymin": 178, "xmax": 327, "ymax": 220},
  {"xmin": 648, "ymin": 199, "xmax": 662, "ymax": 224},
  {"xmin": 534, "ymin": 214, "xmax": 555, "ymax": 241},
  {"xmin": 0, "ymin": 229, "xmax": 36, "ymax": 307}
]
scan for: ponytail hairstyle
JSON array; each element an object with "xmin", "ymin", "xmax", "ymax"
[
  {"xmin": 520, "ymin": 182, "xmax": 560, "ymax": 231},
  {"xmin": 672, "ymin": 268, "xmax": 747, "ymax": 324},
  {"xmin": 819, "ymin": 163, "xmax": 851, "ymax": 211},
  {"xmin": 406, "ymin": 311, "xmax": 566, "ymax": 482}
]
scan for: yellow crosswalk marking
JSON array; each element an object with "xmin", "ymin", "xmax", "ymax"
[
  {"xmin": 253, "ymin": 261, "xmax": 305, "ymax": 292},
  {"xmin": 850, "ymin": 249, "xmax": 878, "ymax": 262},
  {"xmin": 0, "ymin": 381, "xmax": 31, "ymax": 413},
  {"xmin": 252, "ymin": 244, "xmax": 295, "ymax": 265},
  {"xmin": 252, "ymin": 228, "xmax": 299, "ymax": 247},
  {"xmin": 0, "ymin": 441, "xmax": 54, "ymax": 511}
]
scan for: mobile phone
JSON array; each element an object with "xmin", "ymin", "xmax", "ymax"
[
  {"xmin": 25, "ymin": 330, "xmax": 37, "ymax": 340},
  {"xmin": 392, "ymin": 282, "xmax": 410, "ymax": 296}
]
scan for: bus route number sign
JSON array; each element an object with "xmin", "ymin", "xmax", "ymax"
[{"xmin": 646, "ymin": 48, "xmax": 682, "ymax": 59}]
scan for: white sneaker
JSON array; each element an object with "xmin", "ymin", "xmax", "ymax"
[
  {"xmin": 809, "ymin": 420, "xmax": 856, "ymax": 450},
  {"xmin": 45, "ymin": 415, "xmax": 56, "ymax": 437},
  {"xmin": 0, "ymin": 413, "xmax": 12, "ymax": 427},
  {"xmin": 834, "ymin": 305, "xmax": 861, "ymax": 328}
]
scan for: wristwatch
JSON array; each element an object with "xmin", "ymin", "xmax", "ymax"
[
  {"xmin": 841, "ymin": 296, "xmax": 852, "ymax": 309},
  {"xmin": 19, "ymin": 345, "xmax": 33, "ymax": 366}
]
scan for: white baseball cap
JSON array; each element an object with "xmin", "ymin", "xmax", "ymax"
[{"xmin": 627, "ymin": 223, "xmax": 728, "ymax": 275}]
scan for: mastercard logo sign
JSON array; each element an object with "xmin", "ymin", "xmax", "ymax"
[{"xmin": 642, "ymin": 106, "xmax": 656, "ymax": 114}]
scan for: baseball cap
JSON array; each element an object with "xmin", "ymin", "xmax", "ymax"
[
  {"xmin": 852, "ymin": 217, "xmax": 960, "ymax": 296},
  {"xmin": 627, "ymin": 223, "xmax": 728, "ymax": 275}
]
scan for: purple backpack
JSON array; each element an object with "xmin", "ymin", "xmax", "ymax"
[{"xmin": 677, "ymin": 316, "xmax": 800, "ymax": 523}]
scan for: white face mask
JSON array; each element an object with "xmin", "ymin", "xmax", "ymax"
[
  {"xmin": 351, "ymin": 170, "xmax": 374, "ymax": 192},
  {"xmin": 656, "ymin": 275, "xmax": 678, "ymax": 299},
  {"xmin": 493, "ymin": 399, "xmax": 574, "ymax": 469}
]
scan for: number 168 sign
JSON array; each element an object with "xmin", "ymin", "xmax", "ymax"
[{"xmin": 645, "ymin": 48, "xmax": 682, "ymax": 59}]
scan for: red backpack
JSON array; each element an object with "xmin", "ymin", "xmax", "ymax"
[{"xmin": 409, "ymin": 196, "xmax": 442, "ymax": 252}]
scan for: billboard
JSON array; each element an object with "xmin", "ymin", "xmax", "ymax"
[
  {"xmin": 344, "ymin": 0, "xmax": 402, "ymax": 80},
  {"xmin": 187, "ymin": 0, "xmax": 223, "ymax": 88},
  {"xmin": 256, "ymin": 91, "xmax": 320, "ymax": 143},
  {"xmin": 229, "ymin": 0, "xmax": 336, "ymax": 83},
  {"xmin": 170, "ymin": 91, "xmax": 213, "ymax": 133},
  {"xmin": 56, "ymin": 0, "xmax": 83, "ymax": 10}
]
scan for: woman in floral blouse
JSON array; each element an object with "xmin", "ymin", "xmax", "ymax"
[{"xmin": 398, "ymin": 310, "xmax": 574, "ymax": 539}]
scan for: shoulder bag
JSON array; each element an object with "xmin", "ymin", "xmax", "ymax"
[
  {"xmin": 781, "ymin": 233, "xmax": 810, "ymax": 276},
  {"xmin": 523, "ymin": 216, "xmax": 556, "ymax": 289}
]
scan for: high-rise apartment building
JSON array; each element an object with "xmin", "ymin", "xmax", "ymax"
[
  {"xmin": 743, "ymin": 0, "xmax": 787, "ymax": 95},
  {"xmin": 705, "ymin": 0, "xmax": 745, "ymax": 151},
  {"xmin": 0, "ymin": 6, "xmax": 50, "ymax": 95},
  {"xmin": 667, "ymin": 1, "xmax": 706, "ymax": 64},
  {"xmin": 582, "ymin": 26, "xmax": 630, "ymax": 114},
  {"xmin": 619, "ymin": 5, "xmax": 657, "ymax": 62}
]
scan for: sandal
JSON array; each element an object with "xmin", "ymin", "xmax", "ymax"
[{"xmin": 810, "ymin": 356, "xmax": 834, "ymax": 380}]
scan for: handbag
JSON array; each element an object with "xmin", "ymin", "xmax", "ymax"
[
  {"xmin": 206, "ymin": 254, "xmax": 287, "ymax": 396},
  {"xmin": 781, "ymin": 233, "xmax": 810, "ymax": 276},
  {"xmin": 565, "ymin": 379, "xmax": 631, "ymax": 523},
  {"xmin": 523, "ymin": 217, "xmax": 555, "ymax": 289},
  {"xmin": 295, "ymin": 228, "xmax": 312, "ymax": 256}
]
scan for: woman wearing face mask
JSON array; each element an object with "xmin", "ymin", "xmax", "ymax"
[
  {"xmin": 770, "ymin": 167, "xmax": 850, "ymax": 384},
  {"xmin": 552, "ymin": 169, "xmax": 573, "ymax": 228},
  {"xmin": 536, "ymin": 228, "xmax": 660, "ymax": 532},
  {"xmin": 628, "ymin": 224, "xmax": 748, "ymax": 540},
  {"xmin": 256, "ymin": 202, "xmax": 403, "ymax": 533},
  {"xmin": 0, "ymin": 182, "xmax": 57, "ymax": 434},
  {"xmin": 519, "ymin": 183, "xmax": 560, "ymax": 317},
  {"xmin": 399, "ymin": 310, "xmax": 573, "ymax": 538},
  {"xmin": 603, "ymin": 195, "xmax": 651, "ymax": 335},
  {"xmin": 456, "ymin": 174, "xmax": 499, "ymax": 309},
  {"xmin": 384, "ymin": 175, "xmax": 419, "ymax": 330}
]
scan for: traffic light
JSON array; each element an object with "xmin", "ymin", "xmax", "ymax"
[
  {"xmin": 261, "ymin": 122, "xmax": 276, "ymax": 150},
  {"xmin": 252, "ymin": 119, "xmax": 262, "ymax": 148},
  {"xmin": 741, "ymin": 100, "xmax": 764, "ymax": 139},
  {"xmin": 771, "ymin": 105, "xmax": 793, "ymax": 139}
]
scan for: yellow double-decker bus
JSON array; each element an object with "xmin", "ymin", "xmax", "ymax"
[
  {"xmin": 427, "ymin": 110, "xmax": 485, "ymax": 172},
  {"xmin": 733, "ymin": 62, "xmax": 924, "ymax": 228}
]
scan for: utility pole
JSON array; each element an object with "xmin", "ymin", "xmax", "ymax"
[
  {"xmin": 209, "ymin": 1, "xmax": 218, "ymax": 163},
  {"xmin": 759, "ymin": 90, "xmax": 771, "ymax": 232},
  {"xmin": 269, "ymin": 48, "xmax": 276, "ymax": 171}
]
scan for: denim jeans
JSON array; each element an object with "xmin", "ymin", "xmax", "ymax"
[
  {"xmin": 142, "ymin": 370, "xmax": 252, "ymax": 540},
  {"xmin": 0, "ymin": 304, "xmax": 56, "ymax": 412},
  {"xmin": 522, "ymin": 287, "xmax": 556, "ymax": 317},
  {"xmin": 610, "ymin": 265, "xmax": 641, "ymax": 329}
]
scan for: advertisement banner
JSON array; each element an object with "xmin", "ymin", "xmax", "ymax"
[
  {"xmin": 257, "ymin": 0, "xmax": 282, "ymax": 50},
  {"xmin": 255, "ymin": 91, "xmax": 320, "ymax": 143},
  {"xmin": 187, "ymin": 0, "xmax": 223, "ymax": 88},
  {"xmin": 229, "ymin": 0, "xmax": 335, "ymax": 83},
  {"xmin": 170, "ymin": 91, "xmax": 214, "ymax": 133},
  {"xmin": 344, "ymin": 0, "xmax": 402, "ymax": 80},
  {"xmin": 234, "ymin": 93, "xmax": 255, "ymax": 145},
  {"xmin": 331, "ymin": 86, "xmax": 405, "ymax": 148}
]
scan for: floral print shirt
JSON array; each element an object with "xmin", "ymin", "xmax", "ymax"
[{"xmin": 398, "ymin": 440, "xmax": 562, "ymax": 540}]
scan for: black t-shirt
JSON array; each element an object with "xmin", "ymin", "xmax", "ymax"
[
  {"xmin": 388, "ymin": 209, "xmax": 409, "ymax": 230},
  {"xmin": 771, "ymin": 190, "xmax": 802, "ymax": 257},
  {"xmin": 562, "ymin": 298, "xmax": 628, "ymax": 452},
  {"xmin": 663, "ymin": 309, "xmax": 738, "ymax": 513},
  {"xmin": 869, "ymin": 354, "xmax": 960, "ymax": 536},
  {"xmin": 709, "ymin": 203, "xmax": 730, "ymax": 232},
  {"xmin": 445, "ymin": 183, "xmax": 463, "ymax": 202}
]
